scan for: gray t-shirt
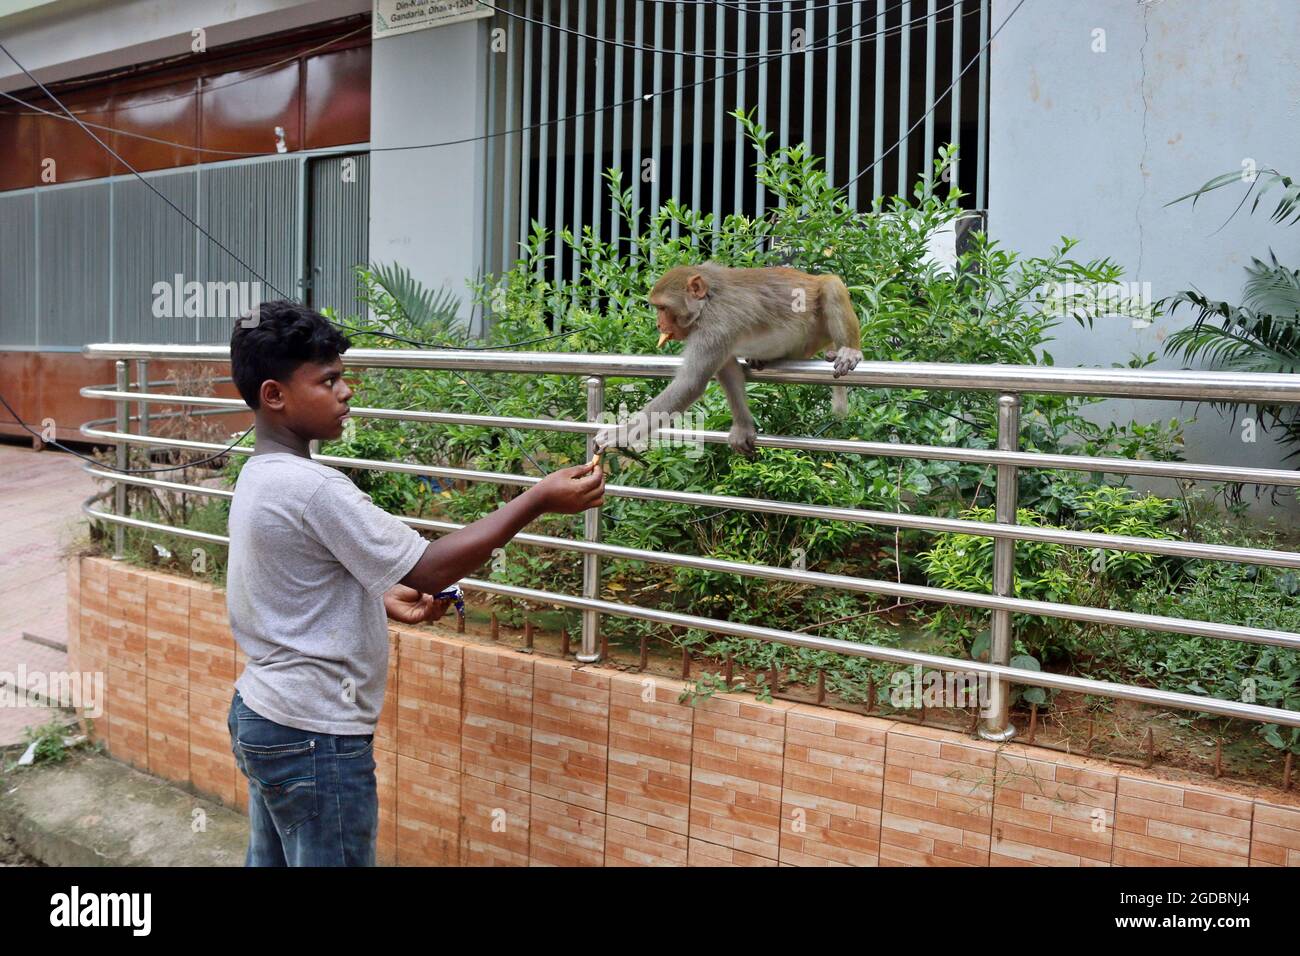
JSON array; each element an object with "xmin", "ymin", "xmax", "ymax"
[{"xmin": 226, "ymin": 452, "xmax": 428, "ymax": 735}]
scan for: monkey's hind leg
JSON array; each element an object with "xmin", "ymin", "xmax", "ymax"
[{"xmin": 821, "ymin": 276, "xmax": 864, "ymax": 378}]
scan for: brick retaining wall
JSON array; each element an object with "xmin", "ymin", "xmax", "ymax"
[{"xmin": 68, "ymin": 555, "xmax": 1300, "ymax": 867}]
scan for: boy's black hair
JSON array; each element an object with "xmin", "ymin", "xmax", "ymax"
[{"xmin": 230, "ymin": 300, "xmax": 351, "ymax": 409}]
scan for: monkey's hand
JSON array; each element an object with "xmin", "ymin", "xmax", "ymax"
[
  {"xmin": 743, "ymin": 358, "xmax": 767, "ymax": 372},
  {"xmin": 826, "ymin": 347, "xmax": 863, "ymax": 378},
  {"xmin": 728, "ymin": 420, "xmax": 758, "ymax": 457},
  {"xmin": 593, "ymin": 413, "xmax": 654, "ymax": 454},
  {"xmin": 592, "ymin": 424, "xmax": 617, "ymax": 455}
]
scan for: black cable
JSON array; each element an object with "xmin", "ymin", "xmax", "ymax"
[
  {"xmin": 373, "ymin": 0, "xmax": 980, "ymax": 156},
  {"xmin": 643, "ymin": 0, "xmax": 898, "ymax": 13},
  {"xmin": 843, "ymin": 0, "xmax": 1025, "ymax": 189},
  {"xmin": 1, "ymin": 2, "xmax": 978, "ymax": 168},
  {"xmin": 0, "ymin": 40, "xmax": 297, "ymax": 302},
  {"xmin": 0, "ymin": 41, "xmax": 591, "ymax": 477},
  {"xmin": 0, "ymin": 1, "xmax": 1026, "ymax": 479},
  {"xmin": 0, "ymin": 90, "xmax": 269, "ymax": 156},
  {"xmin": 0, "ymin": 387, "xmax": 255, "ymax": 474},
  {"xmin": 481, "ymin": 0, "xmax": 944, "ymax": 60},
  {"xmin": 0, "ymin": 24, "xmax": 370, "ymax": 118}
]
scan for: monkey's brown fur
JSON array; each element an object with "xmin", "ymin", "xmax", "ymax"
[{"xmin": 595, "ymin": 262, "xmax": 863, "ymax": 457}]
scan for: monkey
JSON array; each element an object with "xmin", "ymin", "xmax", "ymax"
[{"xmin": 593, "ymin": 262, "xmax": 864, "ymax": 458}]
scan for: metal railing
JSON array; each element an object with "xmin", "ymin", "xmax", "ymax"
[{"xmin": 80, "ymin": 343, "xmax": 1300, "ymax": 741}]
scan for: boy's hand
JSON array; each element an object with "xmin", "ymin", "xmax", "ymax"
[
  {"xmin": 532, "ymin": 459, "xmax": 605, "ymax": 514},
  {"xmin": 384, "ymin": 584, "xmax": 453, "ymax": 625}
]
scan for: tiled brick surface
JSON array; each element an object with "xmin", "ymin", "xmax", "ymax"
[
  {"xmin": 990, "ymin": 749, "xmax": 1115, "ymax": 867},
  {"xmin": 461, "ymin": 644, "xmax": 533, "ymax": 791},
  {"xmin": 106, "ymin": 564, "xmax": 147, "ymax": 675},
  {"xmin": 375, "ymin": 629, "xmax": 400, "ymax": 755},
  {"xmin": 145, "ymin": 574, "xmax": 190, "ymax": 688},
  {"xmin": 188, "ymin": 585, "xmax": 235, "ymax": 700},
  {"xmin": 376, "ymin": 747, "xmax": 397, "ymax": 866},
  {"xmin": 77, "ymin": 558, "xmax": 110, "ymax": 743},
  {"xmin": 146, "ymin": 676, "xmax": 189, "ymax": 785},
  {"xmin": 1113, "ymin": 775, "xmax": 1252, "ymax": 866},
  {"xmin": 779, "ymin": 706, "xmax": 887, "ymax": 867},
  {"xmin": 1249, "ymin": 801, "xmax": 1300, "ymax": 867},
  {"xmin": 189, "ymin": 686, "xmax": 237, "ymax": 808},
  {"xmin": 461, "ymin": 774, "xmax": 530, "ymax": 866},
  {"xmin": 66, "ymin": 554, "xmax": 81, "ymax": 673},
  {"xmin": 396, "ymin": 754, "xmax": 460, "ymax": 865},
  {"xmin": 529, "ymin": 792, "xmax": 605, "ymax": 866},
  {"xmin": 607, "ymin": 672, "xmax": 693, "ymax": 835},
  {"xmin": 105, "ymin": 663, "xmax": 148, "ymax": 769},
  {"xmin": 688, "ymin": 837, "xmax": 779, "ymax": 866},
  {"xmin": 688, "ymin": 692, "xmax": 789, "ymax": 862},
  {"xmin": 881, "ymin": 724, "xmax": 996, "ymax": 866},
  {"xmin": 605, "ymin": 814, "xmax": 689, "ymax": 866},
  {"xmin": 396, "ymin": 626, "xmax": 463, "ymax": 771},
  {"xmin": 531, "ymin": 658, "xmax": 609, "ymax": 813}
]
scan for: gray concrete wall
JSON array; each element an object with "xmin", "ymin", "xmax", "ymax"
[
  {"xmin": 368, "ymin": 20, "xmax": 489, "ymax": 332},
  {"xmin": 988, "ymin": 0, "xmax": 1300, "ymax": 515}
]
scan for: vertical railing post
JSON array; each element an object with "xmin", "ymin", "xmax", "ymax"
[
  {"xmin": 112, "ymin": 360, "xmax": 129, "ymax": 560},
  {"xmin": 135, "ymin": 358, "xmax": 149, "ymax": 450},
  {"xmin": 577, "ymin": 375, "xmax": 603, "ymax": 662},
  {"xmin": 979, "ymin": 393, "xmax": 1020, "ymax": 741}
]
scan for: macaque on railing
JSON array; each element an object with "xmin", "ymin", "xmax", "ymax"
[{"xmin": 593, "ymin": 262, "xmax": 863, "ymax": 457}]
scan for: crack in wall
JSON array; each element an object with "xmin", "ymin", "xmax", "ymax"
[{"xmin": 1135, "ymin": 0, "xmax": 1155, "ymax": 283}]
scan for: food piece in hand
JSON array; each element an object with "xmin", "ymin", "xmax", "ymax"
[{"xmin": 434, "ymin": 583, "xmax": 466, "ymax": 618}]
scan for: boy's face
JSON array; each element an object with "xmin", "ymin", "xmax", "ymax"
[{"xmin": 261, "ymin": 355, "xmax": 353, "ymax": 441}]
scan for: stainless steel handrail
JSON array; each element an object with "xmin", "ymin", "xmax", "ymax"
[
  {"xmin": 80, "ymin": 347, "xmax": 1300, "ymax": 742},
  {"xmin": 77, "ymin": 387, "xmax": 1300, "ymax": 487},
  {"xmin": 77, "ymin": 426, "xmax": 1300, "ymax": 569}
]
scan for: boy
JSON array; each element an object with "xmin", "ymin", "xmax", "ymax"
[{"xmin": 225, "ymin": 300, "xmax": 604, "ymax": 866}]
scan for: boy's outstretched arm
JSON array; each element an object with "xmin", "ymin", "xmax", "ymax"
[{"xmin": 399, "ymin": 460, "xmax": 605, "ymax": 597}]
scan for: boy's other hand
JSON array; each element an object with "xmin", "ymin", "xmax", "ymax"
[
  {"xmin": 384, "ymin": 584, "xmax": 453, "ymax": 625},
  {"xmin": 533, "ymin": 459, "xmax": 605, "ymax": 515}
]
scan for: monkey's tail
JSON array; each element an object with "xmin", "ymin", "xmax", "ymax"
[{"xmin": 831, "ymin": 385, "xmax": 849, "ymax": 418}]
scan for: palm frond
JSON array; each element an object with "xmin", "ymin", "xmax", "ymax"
[
  {"xmin": 1241, "ymin": 251, "xmax": 1300, "ymax": 319},
  {"xmin": 368, "ymin": 261, "xmax": 463, "ymax": 335},
  {"xmin": 1165, "ymin": 166, "xmax": 1300, "ymax": 230}
]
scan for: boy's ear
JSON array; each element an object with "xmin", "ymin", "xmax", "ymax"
[{"xmin": 259, "ymin": 379, "xmax": 286, "ymax": 411}]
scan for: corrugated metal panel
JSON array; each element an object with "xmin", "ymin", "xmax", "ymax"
[
  {"xmin": 198, "ymin": 156, "xmax": 300, "ymax": 343},
  {"xmin": 111, "ymin": 170, "xmax": 199, "ymax": 344},
  {"xmin": 309, "ymin": 152, "xmax": 370, "ymax": 320},
  {"xmin": 0, "ymin": 192, "xmax": 36, "ymax": 347},
  {"xmin": 38, "ymin": 182, "xmax": 110, "ymax": 347}
]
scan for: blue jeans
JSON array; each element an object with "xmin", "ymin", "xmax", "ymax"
[{"xmin": 227, "ymin": 689, "xmax": 378, "ymax": 867}]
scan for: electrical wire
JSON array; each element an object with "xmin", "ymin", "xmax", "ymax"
[
  {"xmin": 370, "ymin": 0, "xmax": 980, "ymax": 155},
  {"xmin": 0, "ymin": 89, "xmax": 270, "ymax": 156},
  {"xmin": 0, "ymin": 24, "xmax": 370, "ymax": 118},
  {"xmin": 479, "ymin": 0, "xmax": 948, "ymax": 60},
  {"xmin": 0, "ymin": 3, "xmax": 979, "ymax": 163},
  {"xmin": 0, "ymin": 0, "xmax": 1029, "ymax": 479},
  {"xmin": 0, "ymin": 38, "xmax": 576, "ymax": 477},
  {"xmin": 843, "ymin": 0, "xmax": 1025, "ymax": 189}
]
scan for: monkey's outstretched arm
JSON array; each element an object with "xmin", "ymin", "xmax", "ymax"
[
  {"xmin": 593, "ymin": 331, "xmax": 732, "ymax": 453},
  {"xmin": 640, "ymin": 331, "xmax": 732, "ymax": 417},
  {"xmin": 715, "ymin": 358, "xmax": 758, "ymax": 456}
]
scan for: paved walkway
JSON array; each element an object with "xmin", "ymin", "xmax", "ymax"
[{"xmin": 0, "ymin": 441, "xmax": 98, "ymax": 745}]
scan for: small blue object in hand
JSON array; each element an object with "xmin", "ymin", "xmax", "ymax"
[{"xmin": 434, "ymin": 584, "xmax": 465, "ymax": 618}]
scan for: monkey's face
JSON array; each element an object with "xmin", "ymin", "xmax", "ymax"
[
  {"xmin": 649, "ymin": 269, "xmax": 708, "ymax": 347},
  {"xmin": 653, "ymin": 302, "xmax": 690, "ymax": 343}
]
